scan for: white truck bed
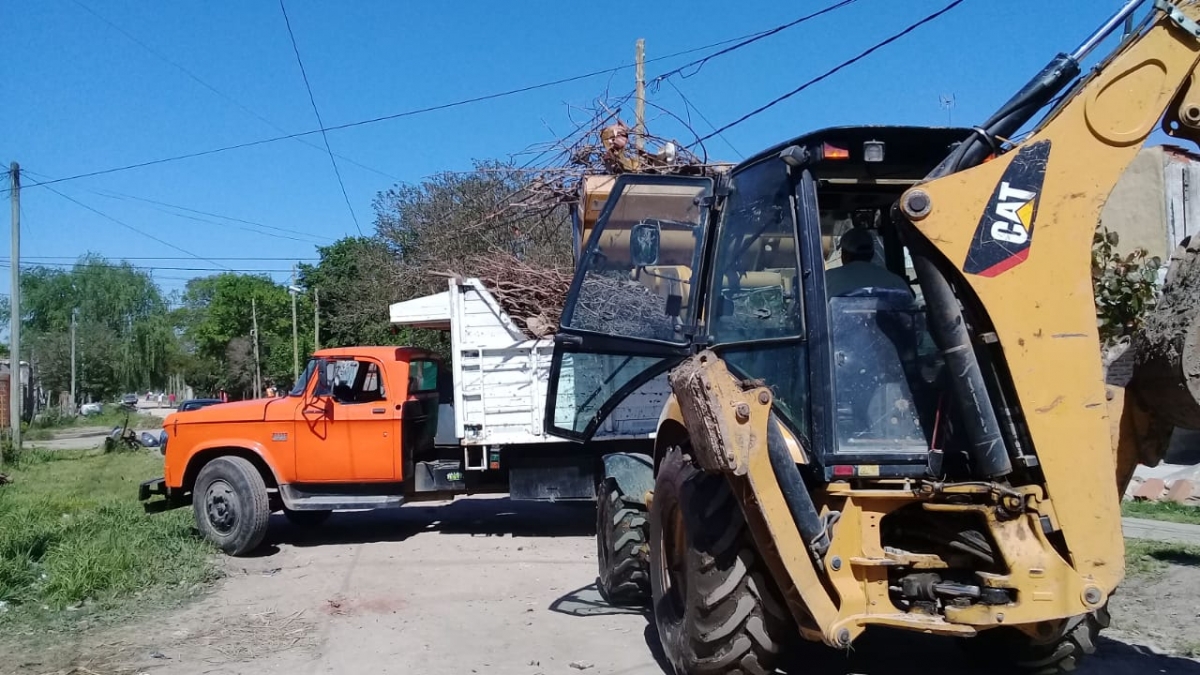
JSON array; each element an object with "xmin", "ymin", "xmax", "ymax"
[{"xmin": 389, "ymin": 278, "xmax": 668, "ymax": 447}]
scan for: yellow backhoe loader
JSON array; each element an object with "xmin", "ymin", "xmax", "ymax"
[{"xmin": 546, "ymin": 1, "xmax": 1200, "ymax": 673}]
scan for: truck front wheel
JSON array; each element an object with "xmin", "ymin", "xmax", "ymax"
[
  {"xmin": 193, "ymin": 456, "xmax": 271, "ymax": 556},
  {"xmin": 650, "ymin": 446, "xmax": 791, "ymax": 675}
]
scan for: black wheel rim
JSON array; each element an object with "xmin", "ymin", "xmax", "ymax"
[
  {"xmin": 657, "ymin": 493, "xmax": 688, "ymax": 618},
  {"xmin": 204, "ymin": 479, "xmax": 239, "ymax": 534}
]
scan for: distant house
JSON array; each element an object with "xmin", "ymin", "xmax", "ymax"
[
  {"xmin": 1100, "ymin": 144, "xmax": 1200, "ymax": 272},
  {"xmin": 0, "ymin": 359, "xmax": 34, "ymax": 427}
]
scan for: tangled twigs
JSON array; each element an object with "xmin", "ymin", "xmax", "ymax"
[{"xmin": 462, "ymin": 252, "xmax": 573, "ymax": 338}]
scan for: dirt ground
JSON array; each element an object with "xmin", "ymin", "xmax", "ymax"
[{"xmin": 8, "ymin": 496, "xmax": 1200, "ymax": 675}]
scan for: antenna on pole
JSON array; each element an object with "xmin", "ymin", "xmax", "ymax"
[{"xmin": 939, "ymin": 93, "xmax": 956, "ymax": 126}]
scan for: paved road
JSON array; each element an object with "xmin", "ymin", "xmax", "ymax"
[{"xmin": 1123, "ymin": 516, "xmax": 1200, "ymax": 546}]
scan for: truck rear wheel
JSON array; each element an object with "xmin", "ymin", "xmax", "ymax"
[
  {"xmin": 597, "ymin": 477, "xmax": 649, "ymax": 605},
  {"xmin": 964, "ymin": 607, "xmax": 1109, "ymax": 674},
  {"xmin": 650, "ymin": 447, "xmax": 790, "ymax": 675},
  {"xmin": 193, "ymin": 456, "xmax": 271, "ymax": 556}
]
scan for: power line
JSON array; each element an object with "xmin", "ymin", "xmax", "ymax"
[
  {"xmin": 10, "ymin": 256, "xmax": 318, "ymax": 261},
  {"xmin": 35, "ymin": 184, "xmax": 233, "ymax": 270},
  {"xmin": 692, "ymin": 0, "xmax": 966, "ymax": 147},
  {"xmin": 67, "ymin": 0, "xmax": 398, "ymax": 181},
  {"xmin": 651, "ymin": 0, "xmax": 860, "ymax": 86},
  {"xmin": 20, "ymin": 166, "xmax": 332, "ymax": 244},
  {"xmin": 278, "ymin": 0, "xmax": 363, "ymax": 236},
  {"xmin": 0, "ymin": 260, "xmax": 292, "ymax": 273},
  {"xmin": 22, "ymin": 31, "xmax": 819, "ymax": 190},
  {"xmin": 664, "ymin": 79, "xmax": 743, "ymax": 159}
]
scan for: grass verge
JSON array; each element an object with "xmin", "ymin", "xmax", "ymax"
[
  {"xmin": 1122, "ymin": 499, "xmax": 1200, "ymax": 525},
  {"xmin": 0, "ymin": 448, "xmax": 215, "ymax": 634},
  {"xmin": 1125, "ymin": 538, "xmax": 1200, "ymax": 576}
]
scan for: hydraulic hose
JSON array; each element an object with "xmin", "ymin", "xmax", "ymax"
[
  {"xmin": 910, "ymin": 252, "xmax": 1012, "ymax": 479},
  {"xmin": 765, "ymin": 416, "xmax": 831, "ymax": 558}
]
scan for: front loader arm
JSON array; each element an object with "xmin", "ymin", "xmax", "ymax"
[{"xmin": 898, "ymin": 1, "xmax": 1200, "ymax": 592}]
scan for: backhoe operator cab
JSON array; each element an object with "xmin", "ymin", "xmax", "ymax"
[
  {"xmin": 140, "ymin": 346, "xmax": 444, "ymax": 555},
  {"xmin": 549, "ymin": 126, "xmax": 965, "ymax": 471}
]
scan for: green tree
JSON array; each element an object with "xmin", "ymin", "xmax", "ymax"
[
  {"xmin": 19, "ymin": 256, "xmax": 175, "ymax": 402},
  {"xmin": 177, "ymin": 273, "xmax": 308, "ymax": 396},
  {"xmin": 297, "ymin": 237, "xmax": 405, "ymax": 348}
]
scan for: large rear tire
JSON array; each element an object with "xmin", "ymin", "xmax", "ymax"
[
  {"xmin": 650, "ymin": 447, "xmax": 791, "ymax": 675},
  {"xmin": 597, "ymin": 477, "xmax": 650, "ymax": 605},
  {"xmin": 964, "ymin": 606, "xmax": 1110, "ymax": 674},
  {"xmin": 193, "ymin": 456, "xmax": 271, "ymax": 556}
]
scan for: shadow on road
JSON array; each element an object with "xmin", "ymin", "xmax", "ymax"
[
  {"xmin": 548, "ymin": 582, "xmax": 648, "ymax": 618},
  {"xmin": 562, "ymin": 591, "xmax": 1200, "ymax": 675},
  {"xmin": 257, "ymin": 497, "xmax": 596, "ymax": 552}
]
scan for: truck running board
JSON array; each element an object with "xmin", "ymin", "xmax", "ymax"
[{"xmin": 279, "ymin": 484, "xmax": 405, "ymax": 511}]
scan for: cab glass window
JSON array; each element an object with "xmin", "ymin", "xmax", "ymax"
[
  {"xmin": 409, "ymin": 360, "xmax": 439, "ymax": 393},
  {"xmin": 329, "ymin": 359, "xmax": 387, "ymax": 404},
  {"xmin": 709, "ymin": 159, "xmax": 802, "ymax": 344},
  {"xmin": 564, "ymin": 179, "xmax": 710, "ymax": 344}
]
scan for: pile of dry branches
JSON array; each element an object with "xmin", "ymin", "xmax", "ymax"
[{"xmin": 464, "ymin": 252, "xmax": 573, "ymax": 338}]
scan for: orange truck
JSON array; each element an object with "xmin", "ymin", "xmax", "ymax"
[{"xmin": 140, "ymin": 333, "xmax": 664, "ymax": 555}]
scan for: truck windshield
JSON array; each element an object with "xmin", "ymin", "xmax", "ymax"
[{"xmin": 289, "ymin": 359, "xmax": 319, "ymax": 396}]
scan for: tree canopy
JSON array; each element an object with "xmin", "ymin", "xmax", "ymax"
[{"xmin": 10, "ymin": 162, "xmax": 570, "ymax": 405}]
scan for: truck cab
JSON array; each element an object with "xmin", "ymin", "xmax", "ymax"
[{"xmin": 140, "ymin": 346, "xmax": 448, "ymax": 554}]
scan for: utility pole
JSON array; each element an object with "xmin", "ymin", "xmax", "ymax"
[
  {"xmin": 70, "ymin": 308, "xmax": 77, "ymax": 415},
  {"xmin": 251, "ymin": 297, "xmax": 262, "ymax": 398},
  {"xmin": 8, "ymin": 163, "xmax": 20, "ymax": 455},
  {"xmin": 313, "ymin": 287, "xmax": 319, "ymax": 352},
  {"xmin": 290, "ymin": 265, "xmax": 299, "ymax": 381},
  {"xmin": 635, "ymin": 38, "xmax": 646, "ymax": 151}
]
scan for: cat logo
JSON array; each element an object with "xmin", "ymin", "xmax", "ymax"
[
  {"xmin": 991, "ymin": 182, "xmax": 1037, "ymax": 245},
  {"xmin": 963, "ymin": 140, "xmax": 1051, "ymax": 277}
]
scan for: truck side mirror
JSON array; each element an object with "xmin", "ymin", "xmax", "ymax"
[{"xmin": 630, "ymin": 220, "xmax": 661, "ymax": 267}]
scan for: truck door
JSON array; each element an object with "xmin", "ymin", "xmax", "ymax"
[
  {"xmin": 295, "ymin": 360, "xmax": 355, "ymax": 482},
  {"xmin": 544, "ymin": 175, "xmax": 714, "ymax": 440},
  {"xmin": 295, "ymin": 358, "xmax": 398, "ymax": 481}
]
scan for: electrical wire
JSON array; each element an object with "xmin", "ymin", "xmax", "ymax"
[
  {"xmin": 664, "ymin": 79, "xmax": 743, "ymax": 159},
  {"xmin": 22, "ymin": 28, "xmax": 838, "ymax": 190},
  {"xmin": 34, "ymin": 184, "xmax": 233, "ymax": 270},
  {"xmin": 68, "ymin": 0, "xmax": 398, "ymax": 181},
  {"xmin": 9, "ymin": 256, "xmax": 317, "ymax": 261},
  {"xmin": 651, "ymin": 0, "xmax": 860, "ymax": 86},
  {"xmin": 0, "ymin": 260, "xmax": 292, "ymax": 272},
  {"xmin": 278, "ymin": 0, "xmax": 362, "ymax": 235},
  {"xmin": 691, "ymin": 0, "xmax": 966, "ymax": 147},
  {"xmin": 20, "ymin": 167, "xmax": 332, "ymax": 244}
]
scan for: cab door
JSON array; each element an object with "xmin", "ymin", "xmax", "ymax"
[
  {"xmin": 339, "ymin": 359, "xmax": 398, "ymax": 481},
  {"xmin": 545, "ymin": 175, "xmax": 714, "ymax": 440},
  {"xmin": 295, "ymin": 360, "xmax": 355, "ymax": 482},
  {"xmin": 294, "ymin": 358, "xmax": 397, "ymax": 481}
]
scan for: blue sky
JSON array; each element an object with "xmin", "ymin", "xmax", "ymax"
[{"xmin": 1, "ymin": 0, "xmax": 1133, "ymax": 300}]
